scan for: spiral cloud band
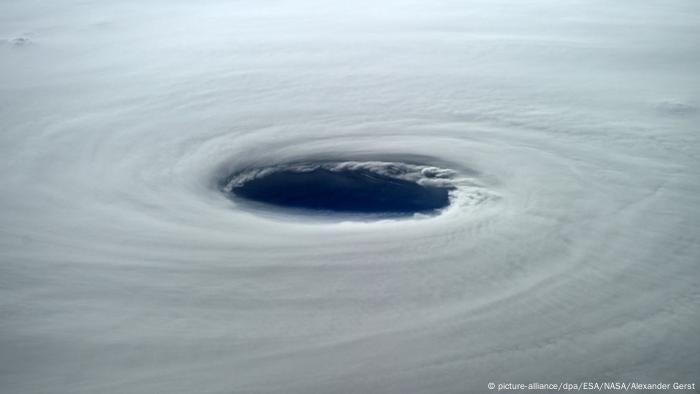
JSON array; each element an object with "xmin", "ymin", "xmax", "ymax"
[{"xmin": 1, "ymin": 0, "xmax": 699, "ymax": 393}]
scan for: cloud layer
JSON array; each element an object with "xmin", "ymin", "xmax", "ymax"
[{"xmin": 1, "ymin": 0, "xmax": 698, "ymax": 393}]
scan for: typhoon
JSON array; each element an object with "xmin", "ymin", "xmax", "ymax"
[{"xmin": 1, "ymin": 0, "xmax": 699, "ymax": 393}]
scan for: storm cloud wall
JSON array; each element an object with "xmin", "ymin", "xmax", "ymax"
[{"xmin": 1, "ymin": 1, "xmax": 699, "ymax": 393}]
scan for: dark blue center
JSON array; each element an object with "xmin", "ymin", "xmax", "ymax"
[{"xmin": 230, "ymin": 167, "xmax": 452, "ymax": 214}]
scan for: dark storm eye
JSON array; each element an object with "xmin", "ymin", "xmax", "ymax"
[{"xmin": 222, "ymin": 161, "xmax": 456, "ymax": 216}]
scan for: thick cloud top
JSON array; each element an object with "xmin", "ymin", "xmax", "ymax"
[{"xmin": 1, "ymin": 1, "xmax": 698, "ymax": 393}]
